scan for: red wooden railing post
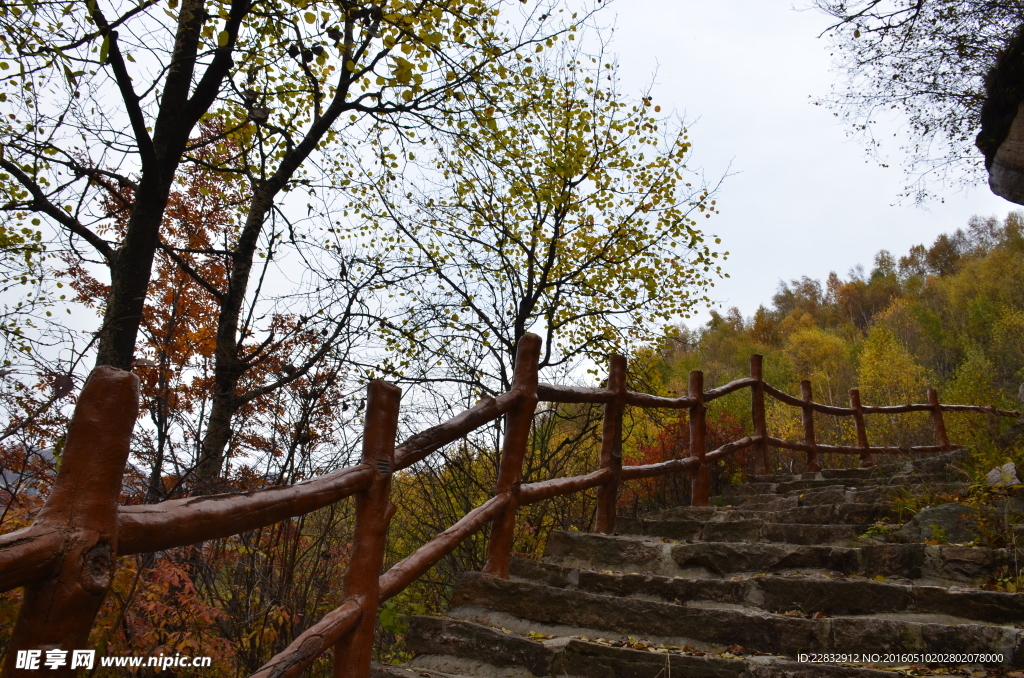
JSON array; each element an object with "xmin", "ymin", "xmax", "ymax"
[
  {"xmin": 596, "ymin": 354, "xmax": 626, "ymax": 534},
  {"xmin": 689, "ymin": 370, "xmax": 709, "ymax": 507},
  {"xmin": 483, "ymin": 333, "xmax": 541, "ymax": 578},
  {"xmin": 334, "ymin": 380, "xmax": 401, "ymax": 678},
  {"xmin": 4, "ymin": 367, "xmax": 139, "ymax": 678},
  {"xmin": 800, "ymin": 380, "xmax": 820, "ymax": 473},
  {"xmin": 849, "ymin": 388, "xmax": 873, "ymax": 468},
  {"xmin": 927, "ymin": 388, "xmax": 952, "ymax": 452},
  {"xmin": 750, "ymin": 354, "xmax": 769, "ymax": 475}
]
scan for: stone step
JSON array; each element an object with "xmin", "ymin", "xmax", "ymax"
[
  {"xmin": 752, "ymin": 464, "xmax": 934, "ymax": 485},
  {"xmin": 543, "ymin": 531, "xmax": 1014, "ymax": 585},
  {"xmin": 622, "ymin": 502, "xmax": 888, "ymax": 532},
  {"xmin": 618, "ymin": 517, "xmax": 860, "ymax": 545},
  {"xmin": 749, "ymin": 450, "xmax": 970, "ymax": 485},
  {"xmin": 648, "ymin": 504, "xmax": 839, "ymax": 524},
  {"xmin": 446, "ymin": 573, "xmax": 1024, "ymax": 663},
  {"xmin": 380, "ymin": 450, "xmax": 1016, "ymax": 677},
  {"xmin": 403, "ymin": 615, "xmax": 911, "ymax": 678},
  {"xmin": 725, "ymin": 479, "xmax": 968, "ymax": 504},
  {"xmin": 773, "ymin": 474, "xmax": 959, "ymax": 494},
  {"xmin": 372, "ymin": 663, "xmax": 473, "ymax": 678},
  {"xmin": 511, "ymin": 559, "xmax": 1024, "ymax": 624}
]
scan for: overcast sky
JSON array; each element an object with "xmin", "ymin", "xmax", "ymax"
[{"xmin": 600, "ymin": 1, "xmax": 1015, "ymax": 326}]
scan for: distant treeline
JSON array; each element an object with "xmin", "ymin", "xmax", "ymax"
[{"xmin": 622, "ymin": 212, "xmax": 1024, "ymax": 486}]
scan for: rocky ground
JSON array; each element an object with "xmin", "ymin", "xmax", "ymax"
[{"xmin": 373, "ymin": 451, "xmax": 1024, "ymax": 677}]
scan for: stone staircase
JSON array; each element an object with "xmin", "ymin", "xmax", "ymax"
[{"xmin": 374, "ymin": 452, "xmax": 1024, "ymax": 677}]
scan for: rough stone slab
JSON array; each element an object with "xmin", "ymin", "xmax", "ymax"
[
  {"xmin": 820, "ymin": 468, "xmax": 881, "ymax": 481},
  {"xmin": 787, "ymin": 487, "xmax": 848, "ymax": 505},
  {"xmin": 557, "ymin": 638, "xmax": 745, "ymax": 678},
  {"xmin": 747, "ymin": 473, "xmax": 799, "ymax": 483},
  {"xmin": 725, "ymin": 483, "xmax": 779, "ymax": 499},
  {"xmin": 777, "ymin": 479, "xmax": 856, "ymax": 493},
  {"xmin": 545, "ymin": 529, "xmax": 1010, "ymax": 583},
  {"xmin": 544, "ymin": 531, "xmax": 671, "ymax": 575},
  {"xmin": 371, "ymin": 663, "xmax": 468, "ymax": 678},
  {"xmin": 913, "ymin": 585, "xmax": 1024, "ymax": 623},
  {"xmin": 835, "ymin": 503, "xmax": 895, "ymax": 525},
  {"xmin": 649, "ymin": 506, "xmax": 720, "ymax": 521},
  {"xmin": 620, "ymin": 517, "xmax": 704, "ymax": 541},
  {"xmin": 559, "ymin": 639, "xmax": 900, "ymax": 678},
  {"xmin": 930, "ymin": 545, "xmax": 1013, "ymax": 584},
  {"xmin": 701, "ymin": 520, "xmax": 764, "ymax": 543},
  {"xmin": 740, "ymin": 496, "xmax": 801, "ymax": 510},
  {"xmin": 828, "ymin": 616, "xmax": 1022, "ymax": 663},
  {"xmin": 671, "ymin": 542, "xmax": 860, "ymax": 576},
  {"xmin": 576, "ymin": 569, "xmax": 750, "ymax": 606},
  {"xmin": 753, "ymin": 505, "xmax": 837, "ymax": 524},
  {"xmin": 904, "ymin": 449, "xmax": 969, "ymax": 477},
  {"xmin": 762, "ymin": 524, "xmax": 858, "ymax": 545},
  {"xmin": 891, "ymin": 503, "xmax": 981, "ymax": 544},
  {"xmin": 404, "ymin": 615, "xmax": 555, "ymax": 677},
  {"xmin": 757, "ymin": 576, "xmax": 914, "ymax": 616},
  {"xmin": 860, "ymin": 543, "xmax": 926, "ymax": 580},
  {"xmin": 450, "ymin": 572, "xmax": 820, "ymax": 654},
  {"xmin": 510, "ymin": 558, "xmax": 576, "ymax": 589},
  {"xmin": 514, "ymin": 560, "xmax": 1024, "ymax": 625},
  {"xmin": 448, "ymin": 574, "xmax": 1022, "ymax": 661},
  {"xmin": 649, "ymin": 505, "xmax": 833, "ymax": 524}
]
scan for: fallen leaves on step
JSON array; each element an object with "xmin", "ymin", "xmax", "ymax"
[{"xmin": 564, "ymin": 635, "xmax": 773, "ymax": 659}]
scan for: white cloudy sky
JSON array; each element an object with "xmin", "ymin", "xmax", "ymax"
[{"xmin": 598, "ymin": 0, "xmax": 1015, "ymax": 325}]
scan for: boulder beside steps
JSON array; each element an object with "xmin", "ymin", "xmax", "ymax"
[{"xmin": 374, "ymin": 451, "xmax": 1024, "ymax": 677}]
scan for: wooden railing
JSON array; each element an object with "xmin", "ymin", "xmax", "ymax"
[{"xmin": 1, "ymin": 332, "xmax": 1019, "ymax": 678}]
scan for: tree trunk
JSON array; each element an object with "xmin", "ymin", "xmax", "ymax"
[
  {"xmin": 94, "ymin": 178, "xmax": 174, "ymax": 369},
  {"xmin": 193, "ymin": 195, "xmax": 272, "ymax": 487}
]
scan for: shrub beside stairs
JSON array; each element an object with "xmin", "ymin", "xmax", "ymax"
[{"xmin": 373, "ymin": 451, "xmax": 1024, "ymax": 677}]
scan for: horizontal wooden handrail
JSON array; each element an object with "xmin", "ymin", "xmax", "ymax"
[
  {"xmin": 537, "ymin": 383, "xmax": 613, "ymax": 404},
  {"xmin": 705, "ymin": 435, "xmax": 763, "ymax": 463},
  {"xmin": 625, "ymin": 391, "xmax": 695, "ymax": 409},
  {"xmin": 765, "ymin": 435, "xmax": 961, "ymax": 456},
  {"xmin": 394, "ymin": 390, "xmax": 522, "ymax": 470},
  {"xmin": 619, "ymin": 455, "xmax": 699, "ymax": 481},
  {"xmin": 619, "ymin": 435, "xmax": 762, "ymax": 481},
  {"xmin": 762, "ymin": 383, "xmax": 854, "ymax": 415},
  {"xmin": 940, "ymin": 403, "xmax": 1019, "ymax": 417},
  {"xmin": 704, "ymin": 377, "xmax": 759, "ymax": 402},
  {"xmin": 117, "ymin": 465, "xmax": 376, "ymax": 555},
  {"xmin": 762, "ymin": 382, "xmax": 1021, "ymax": 418},
  {"xmin": 250, "ymin": 598, "xmax": 363, "ymax": 678},
  {"xmin": 519, "ymin": 468, "xmax": 614, "ymax": 505},
  {"xmin": 0, "ymin": 524, "xmax": 63, "ymax": 592},
  {"xmin": 542, "ymin": 378, "xmax": 1022, "ymax": 420},
  {"xmin": 378, "ymin": 493, "xmax": 509, "ymax": 602}
]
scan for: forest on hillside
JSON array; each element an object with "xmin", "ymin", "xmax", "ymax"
[{"xmin": 618, "ymin": 211, "xmax": 1024, "ymax": 514}]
